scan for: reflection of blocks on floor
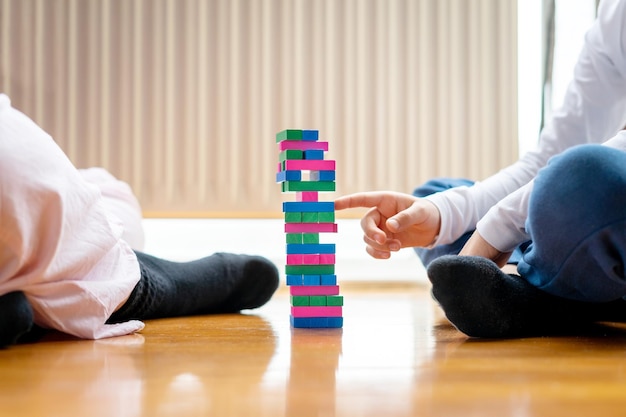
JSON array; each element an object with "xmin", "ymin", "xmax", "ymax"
[{"xmin": 276, "ymin": 128, "xmax": 342, "ymax": 328}]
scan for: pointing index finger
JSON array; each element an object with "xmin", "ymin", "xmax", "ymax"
[{"xmin": 334, "ymin": 192, "xmax": 385, "ymax": 211}]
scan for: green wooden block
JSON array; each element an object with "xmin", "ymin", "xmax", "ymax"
[
  {"xmin": 309, "ymin": 296, "xmax": 327, "ymax": 306},
  {"xmin": 282, "ymin": 181, "xmax": 336, "ymax": 192},
  {"xmin": 318, "ymin": 211, "xmax": 335, "ymax": 222},
  {"xmin": 279, "ymin": 149, "xmax": 303, "ymax": 162},
  {"xmin": 285, "ymin": 264, "xmax": 335, "ymax": 275},
  {"xmin": 286, "ymin": 233, "xmax": 303, "ymax": 244},
  {"xmin": 326, "ymin": 295, "xmax": 343, "ymax": 306},
  {"xmin": 302, "ymin": 212, "xmax": 319, "ymax": 223},
  {"xmin": 291, "ymin": 295, "xmax": 310, "ymax": 306},
  {"xmin": 284, "ymin": 212, "xmax": 302, "ymax": 223},
  {"xmin": 302, "ymin": 233, "xmax": 319, "ymax": 244},
  {"xmin": 276, "ymin": 129, "xmax": 303, "ymax": 142}
]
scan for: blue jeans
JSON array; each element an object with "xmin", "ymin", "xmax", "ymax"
[{"xmin": 415, "ymin": 144, "xmax": 626, "ymax": 303}]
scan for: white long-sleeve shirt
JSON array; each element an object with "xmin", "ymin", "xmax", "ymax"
[{"xmin": 426, "ymin": 0, "xmax": 626, "ymax": 253}]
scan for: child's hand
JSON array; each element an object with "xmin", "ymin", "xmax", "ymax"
[
  {"xmin": 459, "ymin": 231, "xmax": 512, "ymax": 267},
  {"xmin": 335, "ymin": 191, "xmax": 441, "ymax": 259}
]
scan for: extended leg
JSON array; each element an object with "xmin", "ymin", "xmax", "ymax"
[{"xmin": 108, "ymin": 251, "xmax": 279, "ymax": 322}]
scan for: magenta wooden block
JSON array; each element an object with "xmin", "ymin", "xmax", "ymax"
[
  {"xmin": 319, "ymin": 254, "xmax": 335, "ymax": 264},
  {"xmin": 278, "ymin": 141, "xmax": 329, "ymax": 151},
  {"xmin": 302, "ymin": 254, "xmax": 320, "ymax": 264},
  {"xmin": 291, "ymin": 306, "xmax": 343, "ymax": 318},
  {"xmin": 284, "ymin": 160, "xmax": 335, "ymax": 171},
  {"xmin": 297, "ymin": 192, "xmax": 318, "ymax": 202},
  {"xmin": 285, "ymin": 223, "xmax": 338, "ymax": 233},
  {"xmin": 286, "ymin": 254, "xmax": 304, "ymax": 265},
  {"xmin": 289, "ymin": 285, "xmax": 340, "ymax": 296},
  {"xmin": 286, "ymin": 254, "xmax": 320, "ymax": 265}
]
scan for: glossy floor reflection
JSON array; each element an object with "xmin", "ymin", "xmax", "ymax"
[{"xmin": 2, "ymin": 285, "xmax": 626, "ymax": 417}]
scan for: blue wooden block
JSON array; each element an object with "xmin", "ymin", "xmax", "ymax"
[
  {"xmin": 290, "ymin": 316, "xmax": 343, "ymax": 329},
  {"xmin": 286, "ymin": 275, "xmax": 305, "ymax": 286},
  {"xmin": 302, "ymin": 130, "xmax": 319, "ymax": 141},
  {"xmin": 326, "ymin": 317, "xmax": 343, "ymax": 328},
  {"xmin": 303, "ymin": 150, "xmax": 325, "ymax": 160},
  {"xmin": 286, "ymin": 243, "xmax": 336, "ymax": 254},
  {"xmin": 291, "ymin": 316, "xmax": 325, "ymax": 328},
  {"xmin": 308, "ymin": 317, "xmax": 329, "ymax": 327},
  {"xmin": 303, "ymin": 275, "xmax": 321, "ymax": 285},
  {"xmin": 310, "ymin": 170, "xmax": 336, "ymax": 181},
  {"xmin": 283, "ymin": 202, "xmax": 335, "ymax": 213},
  {"xmin": 276, "ymin": 170, "xmax": 302, "ymax": 182},
  {"xmin": 291, "ymin": 316, "xmax": 312, "ymax": 328},
  {"xmin": 320, "ymin": 274, "xmax": 337, "ymax": 285}
]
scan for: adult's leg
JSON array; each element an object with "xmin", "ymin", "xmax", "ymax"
[
  {"xmin": 519, "ymin": 144, "xmax": 626, "ymax": 301},
  {"xmin": 108, "ymin": 251, "xmax": 279, "ymax": 323},
  {"xmin": 427, "ymin": 145, "xmax": 626, "ymax": 337}
]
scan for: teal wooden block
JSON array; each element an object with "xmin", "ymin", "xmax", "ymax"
[
  {"xmin": 291, "ymin": 295, "xmax": 310, "ymax": 306},
  {"xmin": 302, "ymin": 233, "xmax": 319, "ymax": 244},
  {"xmin": 326, "ymin": 295, "xmax": 343, "ymax": 306},
  {"xmin": 279, "ymin": 149, "xmax": 303, "ymax": 162},
  {"xmin": 286, "ymin": 233, "xmax": 303, "ymax": 244},
  {"xmin": 302, "ymin": 212, "xmax": 319, "ymax": 223},
  {"xmin": 276, "ymin": 129, "xmax": 303, "ymax": 142},
  {"xmin": 282, "ymin": 181, "xmax": 336, "ymax": 192},
  {"xmin": 284, "ymin": 212, "xmax": 302, "ymax": 223},
  {"xmin": 285, "ymin": 264, "xmax": 335, "ymax": 275},
  {"xmin": 318, "ymin": 211, "xmax": 335, "ymax": 222},
  {"xmin": 309, "ymin": 296, "xmax": 327, "ymax": 306}
]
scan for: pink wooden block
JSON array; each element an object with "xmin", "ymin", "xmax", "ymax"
[
  {"xmin": 279, "ymin": 141, "xmax": 329, "ymax": 151},
  {"xmin": 290, "ymin": 285, "xmax": 340, "ymax": 296},
  {"xmin": 319, "ymin": 254, "xmax": 335, "ymax": 264},
  {"xmin": 286, "ymin": 254, "xmax": 320, "ymax": 265},
  {"xmin": 297, "ymin": 192, "xmax": 318, "ymax": 202},
  {"xmin": 285, "ymin": 223, "xmax": 338, "ymax": 233},
  {"xmin": 302, "ymin": 254, "xmax": 320, "ymax": 264},
  {"xmin": 291, "ymin": 306, "xmax": 343, "ymax": 318},
  {"xmin": 284, "ymin": 160, "xmax": 335, "ymax": 171},
  {"xmin": 286, "ymin": 254, "xmax": 304, "ymax": 265}
]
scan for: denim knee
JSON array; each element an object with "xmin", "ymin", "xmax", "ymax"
[{"xmin": 519, "ymin": 144, "xmax": 626, "ymax": 301}]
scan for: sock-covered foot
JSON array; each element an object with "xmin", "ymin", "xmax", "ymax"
[
  {"xmin": 108, "ymin": 252, "xmax": 279, "ymax": 323},
  {"xmin": 426, "ymin": 255, "xmax": 613, "ymax": 338},
  {"xmin": 0, "ymin": 291, "xmax": 34, "ymax": 348}
]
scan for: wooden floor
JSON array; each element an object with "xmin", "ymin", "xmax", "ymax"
[{"xmin": 2, "ymin": 284, "xmax": 626, "ymax": 417}]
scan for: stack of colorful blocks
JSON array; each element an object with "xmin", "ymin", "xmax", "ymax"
[{"xmin": 276, "ymin": 129, "xmax": 343, "ymax": 328}]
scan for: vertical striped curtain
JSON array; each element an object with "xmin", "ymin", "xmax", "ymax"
[{"xmin": 0, "ymin": 0, "xmax": 518, "ymax": 217}]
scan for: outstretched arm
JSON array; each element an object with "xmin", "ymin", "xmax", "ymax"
[{"xmin": 335, "ymin": 191, "xmax": 441, "ymax": 259}]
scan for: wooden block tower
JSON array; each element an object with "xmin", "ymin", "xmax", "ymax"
[{"xmin": 276, "ymin": 129, "xmax": 343, "ymax": 328}]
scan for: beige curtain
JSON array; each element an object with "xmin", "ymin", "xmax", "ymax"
[{"xmin": 0, "ymin": 0, "xmax": 518, "ymax": 217}]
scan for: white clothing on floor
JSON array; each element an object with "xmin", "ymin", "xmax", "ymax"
[{"xmin": 0, "ymin": 93, "xmax": 144, "ymax": 339}]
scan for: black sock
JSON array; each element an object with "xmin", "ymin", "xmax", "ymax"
[
  {"xmin": 426, "ymin": 255, "xmax": 625, "ymax": 338},
  {"xmin": 0, "ymin": 291, "xmax": 34, "ymax": 348},
  {"xmin": 108, "ymin": 251, "xmax": 279, "ymax": 323}
]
